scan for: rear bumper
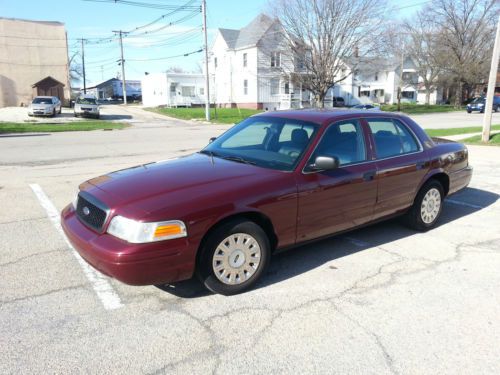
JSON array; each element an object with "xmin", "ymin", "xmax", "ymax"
[
  {"xmin": 448, "ymin": 165, "xmax": 473, "ymax": 195},
  {"xmin": 61, "ymin": 205, "xmax": 197, "ymax": 285}
]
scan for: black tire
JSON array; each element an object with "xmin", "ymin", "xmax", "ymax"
[
  {"xmin": 58, "ymin": 107, "xmax": 62, "ymax": 114},
  {"xmin": 52, "ymin": 109, "xmax": 56, "ymax": 117},
  {"xmin": 405, "ymin": 179, "xmax": 444, "ymax": 231},
  {"xmin": 74, "ymin": 113, "xmax": 79, "ymax": 118},
  {"xmin": 197, "ymin": 219, "xmax": 271, "ymax": 295},
  {"xmin": 466, "ymin": 110, "xmax": 472, "ymax": 114}
]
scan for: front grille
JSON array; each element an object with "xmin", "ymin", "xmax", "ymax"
[{"xmin": 76, "ymin": 193, "xmax": 108, "ymax": 231}]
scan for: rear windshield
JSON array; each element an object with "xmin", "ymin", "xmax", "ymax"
[
  {"xmin": 76, "ymin": 97, "xmax": 97, "ymax": 105},
  {"xmin": 32, "ymin": 97, "xmax": 53, "ymax": 104}
]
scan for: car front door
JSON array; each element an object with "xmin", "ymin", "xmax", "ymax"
[
  {"xmin": 295, "ymin": 119, "xmax": 378, "ymax": 242},
  {"xmin": 365, "ymin": 117, "xmax": 429, "ymax": 220}
]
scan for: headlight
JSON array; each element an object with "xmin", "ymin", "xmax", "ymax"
[
  {"xmin": 107, "ymin": 215, "xmax": 187, "ymax": 243},
  {"xmin": 478, "ymin": 103, "xmax": 484, "ymax": 107}
]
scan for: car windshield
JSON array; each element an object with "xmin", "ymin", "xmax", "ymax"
[
  {"xmin": 76, "ymin": 97, "xmax": 97, "ymax": 105},
  {"xmin": 201, "ymin": 116, "xmax": 319, "ymax": 171},
  {"xmin": 32, "ymin": 97, "xmax": 52, "ymax": 104},
  {"xmin": 471, "ymin": 98, "xmax": 485, "ymax": 104}
]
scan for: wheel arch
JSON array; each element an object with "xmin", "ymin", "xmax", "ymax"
[
  {"xmin": 417, "ymin": 170, "xmax": 450, "ymax": 198},
  {"xmin": 196, "ymin": 211, "xmax": 278, "ymax": 264}
]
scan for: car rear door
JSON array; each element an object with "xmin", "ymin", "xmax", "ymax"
[
  {"xmin": 295, "ymin": 119, "xmax": 378, "ymax": 242},
  {"xmin": 365, "ymin": 117, "xmax": 429, "ymax": 220}
]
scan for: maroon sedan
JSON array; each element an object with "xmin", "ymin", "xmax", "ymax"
[{"xmin": 61, "ymin": 110, "xmax": 472, "ymax": 295}]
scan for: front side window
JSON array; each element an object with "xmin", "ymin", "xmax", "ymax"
[
  {"xmin": 367, "ymin": 118, "xmax": 419, "ymax": 158},
  {"xmin": 202, "ymin": 116, "xmax": 318, "ymax": 171},
  {"xmin": 243, "ymin": 53, "xmax": 247, "ymax": 67},
  {"xmin": 243, "ymin": 80, "xmax": 248, "ymax": 95},
  {"xmin": 307, "ymin": 119, "xmax": 367, "ymax": 168}
]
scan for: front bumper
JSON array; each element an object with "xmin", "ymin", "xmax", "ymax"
[{"xmin": 61, "ymin": 205, "xmax": 197, "ymax": 285}]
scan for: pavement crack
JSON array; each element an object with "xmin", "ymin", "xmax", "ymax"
[
  {"xmin": 0, "ymin": 283, "xmax": 88, "ymax": 305},
  {"xmin": 0, "ymin": 248, "xmax": 66, "ymax": 267}
]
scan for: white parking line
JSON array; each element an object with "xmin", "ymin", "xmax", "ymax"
[
  {"xmin": 445, "ymin": 199, "xmax": 484, "ymax": 209},
  {"xmin": 29, "ymin": 184, "xmax": 123, "ymax": 310}
]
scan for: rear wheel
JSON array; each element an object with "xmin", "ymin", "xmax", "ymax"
[
  {"xmin": 197, "ymin": 220, "xmax": 271, "ymax": 295},
  {"xmin": 52, "ymin": 109, "xmax": 56, "ymax": 117},
  {"xmin": 405, "ymin": 179, "xmax": 444, "ymax": 231}
]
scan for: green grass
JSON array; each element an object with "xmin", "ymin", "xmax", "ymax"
[
  {"xmin": 461, "ymin": 132, "xmax": 500, "ymax": 145},
  {"xmin": 380, "ymin": 103, "xmax": 463, "ymax": 114},
  {"xmin": 0, "ymin": 121, "xmax": 129, "ymax": 134},
  {"xmin": 425, "ymin": 124, "xmax": 500, "ymax": 137},
  {"xmin": 146, "ymin": 107, "xmax": 262, "ymax": 124}
]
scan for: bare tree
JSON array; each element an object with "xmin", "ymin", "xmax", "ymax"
[
  {"xmin": 166, "ymin": 66, "xmax": 187, "ymax": 74},
  {"xmin": 429, "ymin": 0, "xmax": 499, "ymax": 107},
  {"xmin": 68, "ymin": 52, "xmax": 83, "ymax": 84},
  {"xmin": 270, "ymin": 0, "xmax": 387, "ymax": 107},
  {"xmin": 403, "ymin": 12, "xmax": 448, "ymax": 105}
]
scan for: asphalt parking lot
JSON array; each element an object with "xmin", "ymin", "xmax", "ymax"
[{"xmin": 1, "ymin": 108, "xmax": 499, "ymax": 374}]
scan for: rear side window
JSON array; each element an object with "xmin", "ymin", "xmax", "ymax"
[
  {"xmin": 367, "ymin": 119, "xmax": 419, "ymax": 158},
  {"xmin": 309, "ymin": 119, "xmax": 366, "ymax": 167}
]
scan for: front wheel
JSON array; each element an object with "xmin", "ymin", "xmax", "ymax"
[
  {"xmin": 405, "ymin": 180, "xmax": 444, "ymax": 231},
  {"xmin": 466, "ymin": 109, "xmax": 472, "ymax": 114},
  {"xmin": 197, "ymin": 220, "xmax": 271, "ymax": 295}
]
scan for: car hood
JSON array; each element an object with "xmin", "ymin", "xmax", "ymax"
[
  {"xmin": 82, "ymin": 153, "xmax": 282, "ymax": 214},
  {"xmin": 31, "ymin": 104, "xmax": 52, "ymax": 109}
]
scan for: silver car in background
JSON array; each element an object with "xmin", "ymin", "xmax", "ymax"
[
  {"xmin": 74, "ymin": 96, "xmax": 100, "ymax": 119},
  {"xmin": 28, "ymin": 96, "xmax": 62, "ymax": 117}
]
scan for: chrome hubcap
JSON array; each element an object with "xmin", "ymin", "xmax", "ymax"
[
  {"xmin": 212, "ymin": 233, "xmax": 261, "ymax": 285},
  {"xmin": 421, "ymin": 188, "xmax": 441, "ymax": 224}
]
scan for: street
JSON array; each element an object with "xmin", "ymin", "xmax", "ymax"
[{"xmin": 1, "ymin": 106, "xmax": 499, "ymax": 374}]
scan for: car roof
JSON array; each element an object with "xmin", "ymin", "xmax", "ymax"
[
  {"xmin": 34, "ymin": 96, "xmax": 54, "ymax": 99},
  {"xmin": 253, "ymin": 109, "xmax": 408, "ymax": 125}
]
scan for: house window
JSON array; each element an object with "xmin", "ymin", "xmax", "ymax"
[
  {"xmin": 170, "ymin": 83, "xmax": 176, "ymax": 94},
  {"xmin": 243, "ymin": 53, "xmax": 247, "ymax": 67},
  {"xmin": 374, "ymin": 72, "xmax": 378, "ymax": 81},
  {"xmin": 243, "ymin": 80, "xmax": 248, "ymax": 95},
  {"xmin": 284, "ymin": 81, "xmax": 290, "ymax": 94},
  {"xmin": 402, "ymin": 91, "xmax": 414, "ymax": 99},
  {"xmin": 270, "ymin": 78, "xmax": 280, "ymax": 95},
  {"xmin": 199, "ymin": 87, "xmax": 204, "ymax": 95},
  {"xmin": 214, "ymin": 57, "xmax": 218, "ymax": 68},
  {"xmin": 271, "ymin": 52, "xmax": 281, "ymax": 67},
  {"xmin": 181, "ymin": 86, "xmax": 195, "ymax": 97}
]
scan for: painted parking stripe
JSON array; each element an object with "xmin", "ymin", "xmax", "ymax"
[
  {"xmin": 30, "ymin": 184, "xmax": 123, "ymax": 310},
  {"xmin": 445, "ymin": 199, "xmax": 485, "ymax": 209}
]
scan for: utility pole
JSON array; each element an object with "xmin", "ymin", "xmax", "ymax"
[
  {"xmin": 202, "ymin": 0, "xmax": 210, "ymax": 121},
  {"xmin": 113, "ymin": 30, "xmax": 128, "ymax": 105},
  {"xmin": 482, "ymin": 16, "xmax": 500, "ymax": 143},
  {"xmin": 80, "ymin": 38, "xmax": 87, "ymax": 94}
]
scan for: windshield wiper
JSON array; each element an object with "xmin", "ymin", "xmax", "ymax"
[{"xmin": 220, "ymin": 156, "xmax": 256, "ymax": 165}]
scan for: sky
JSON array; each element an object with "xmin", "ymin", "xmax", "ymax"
[{"xmin": 0, "ymin": 0, "xmax": 427, "ymax": 86}]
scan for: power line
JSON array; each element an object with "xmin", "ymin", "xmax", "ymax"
[
  {"xmin": 127, "ymin": 48, "xmax": 202, "ymax": 61},
  {"xmin": 83, "ymin": 0, "xmax": 201, "ymax": 11}
]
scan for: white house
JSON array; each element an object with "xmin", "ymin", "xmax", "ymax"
[
  {"xmin": 210, "ymin": 14, "xmax": 308, "ymax": 110},
  {"xmin": 141, "ymin": 72, "xmax": 207, "ymax": 107}
]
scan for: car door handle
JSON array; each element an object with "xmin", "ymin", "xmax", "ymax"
[{"xmin": 363, "ymin": 171, "xmax": 376, "ymax": 181}]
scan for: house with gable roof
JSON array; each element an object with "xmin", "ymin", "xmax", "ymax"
[{"xmin": 210, "ymin": 14, "xmax": 311, "ymax": 110}]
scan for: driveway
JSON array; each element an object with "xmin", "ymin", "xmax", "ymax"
[{"xmin": 0, "ymin": 111, "xmax": 499, "ymax": 374}]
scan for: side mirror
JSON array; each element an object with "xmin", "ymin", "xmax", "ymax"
[
  {"xmin": 311, "ymin": 156, "xmax": 339, "ymax": 171},
  {"xmin": 209, "ymin": 137, "xmax": 217, "ymax": 143}
]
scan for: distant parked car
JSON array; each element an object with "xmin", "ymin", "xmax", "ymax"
[
  {"xmin": 74, "ymin": 96, "xmax": 100, "ymax": 119},
  {"xmin": 332, "ymin": 97, "xmax": 345, "ymax": 107},
  {"xmin": 352, "ymin": 104, "xmax": 380, "ymax": 110},
  {"xmin": 466, "ymin": 96, "xmax": 500, "ymax": 113},
  {"xmin": 28, "ymin": 96, "xmax": 61, "ymax": 117}
]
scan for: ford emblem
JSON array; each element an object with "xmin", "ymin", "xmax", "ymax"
[{"xmin": 83, "ymin": 207, "xmax": 90, "ymax": 216}]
